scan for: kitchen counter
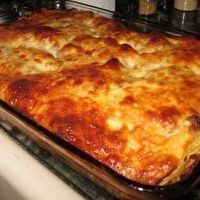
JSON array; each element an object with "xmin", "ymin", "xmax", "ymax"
[{"xmin": 0, "ymin": 128, "xmax": 85, "ymax": 200}]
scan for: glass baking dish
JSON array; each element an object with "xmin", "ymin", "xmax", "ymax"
[{"xmin": 0, "ymin": 1, "xmax": 200, "ymax": 199}]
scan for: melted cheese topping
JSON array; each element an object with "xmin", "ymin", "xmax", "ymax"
[{"xmin": 0, "ymin": 8, "xmax": 200, "ymax": 186}]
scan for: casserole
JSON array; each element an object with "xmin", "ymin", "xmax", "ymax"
[{"xmin": 0, "ymin": 1, "xmax": 199, "ymax": 199}]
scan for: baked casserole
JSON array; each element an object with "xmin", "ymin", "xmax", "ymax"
[{"xmin": 0, "ymin": 8, "xmax": 200, "ymax": 186}]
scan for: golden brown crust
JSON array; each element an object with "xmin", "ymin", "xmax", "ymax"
[{"xmin": 0, "ymin": 8, "xmax": 200, "ymax": 185}]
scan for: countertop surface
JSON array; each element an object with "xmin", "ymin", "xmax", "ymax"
[{"xmin": 0, "ymin": 128, "xmax": 85, "ymax": 200}]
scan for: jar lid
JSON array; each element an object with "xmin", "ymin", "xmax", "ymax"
[{"xmin": 174, "ymin": 0, "xmax": 198, "ymax": 11}]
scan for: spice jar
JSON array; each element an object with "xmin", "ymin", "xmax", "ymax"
[
  {"xmin": 172, "ymin": 0, "xmax": 198, "ymax": 30},
  {"xmin": 115, "ymin": 0, "xmax": 134, "ymax": 18},
  {"xmin": 197, "ymin": 0, "xmax": 200, "ymax": 23},
  {"xmin": 174, "ymin": 0, "xmax": 198, "ymax": 11},
  {"xmin": 138, "ymin": 0, "xmax": 157, "ymax": 16},
  {"xmin": 157, "ymin": 0, "xmax": 173, "ymax": 21}
]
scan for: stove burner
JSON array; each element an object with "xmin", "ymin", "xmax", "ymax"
[
  {"xmin": 43, "ymin": 0, "xmax": 65, "ymax": 10},
  {"xmin": 0, "ymin": 4, "xmax": 18, "ymax": 24}
]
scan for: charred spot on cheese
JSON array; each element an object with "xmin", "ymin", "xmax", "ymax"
[
  {"xmin": 188, "ymin": 115, "xmax": 200, "ymax": 131},
  {"xmin": 102, "ymin": 58, "xmax": 121, "ymax": 71},
  {"xmin": 146, "ymin": 106, "xmax": 180, "ymax": 129},
  {"xmin": 183, "ymin": 80, "xmax": 200, "ymax": 89},
  {"xmin": 148, "ymin": 106, "xmax": 180, "ymax": 122},
  {"xmin": 104, "ymin": 37, "xmax": 118, "ymax": 47},
  {"xmin": 158, "ymin": 106, "xmax": 180, "ymax": 124},
  {"xmin": 120, "ymin": 96, "xmax": 135, "ymax": 105}
]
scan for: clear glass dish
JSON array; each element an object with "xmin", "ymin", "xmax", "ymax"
[{"xmin": 0, "ymin": 1, "xmax": 200, "ymax": 199}]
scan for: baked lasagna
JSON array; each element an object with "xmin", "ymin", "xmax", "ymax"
[{"xmin": 0, "ymin": 8, "xmax": 199, "ymax": 186}]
